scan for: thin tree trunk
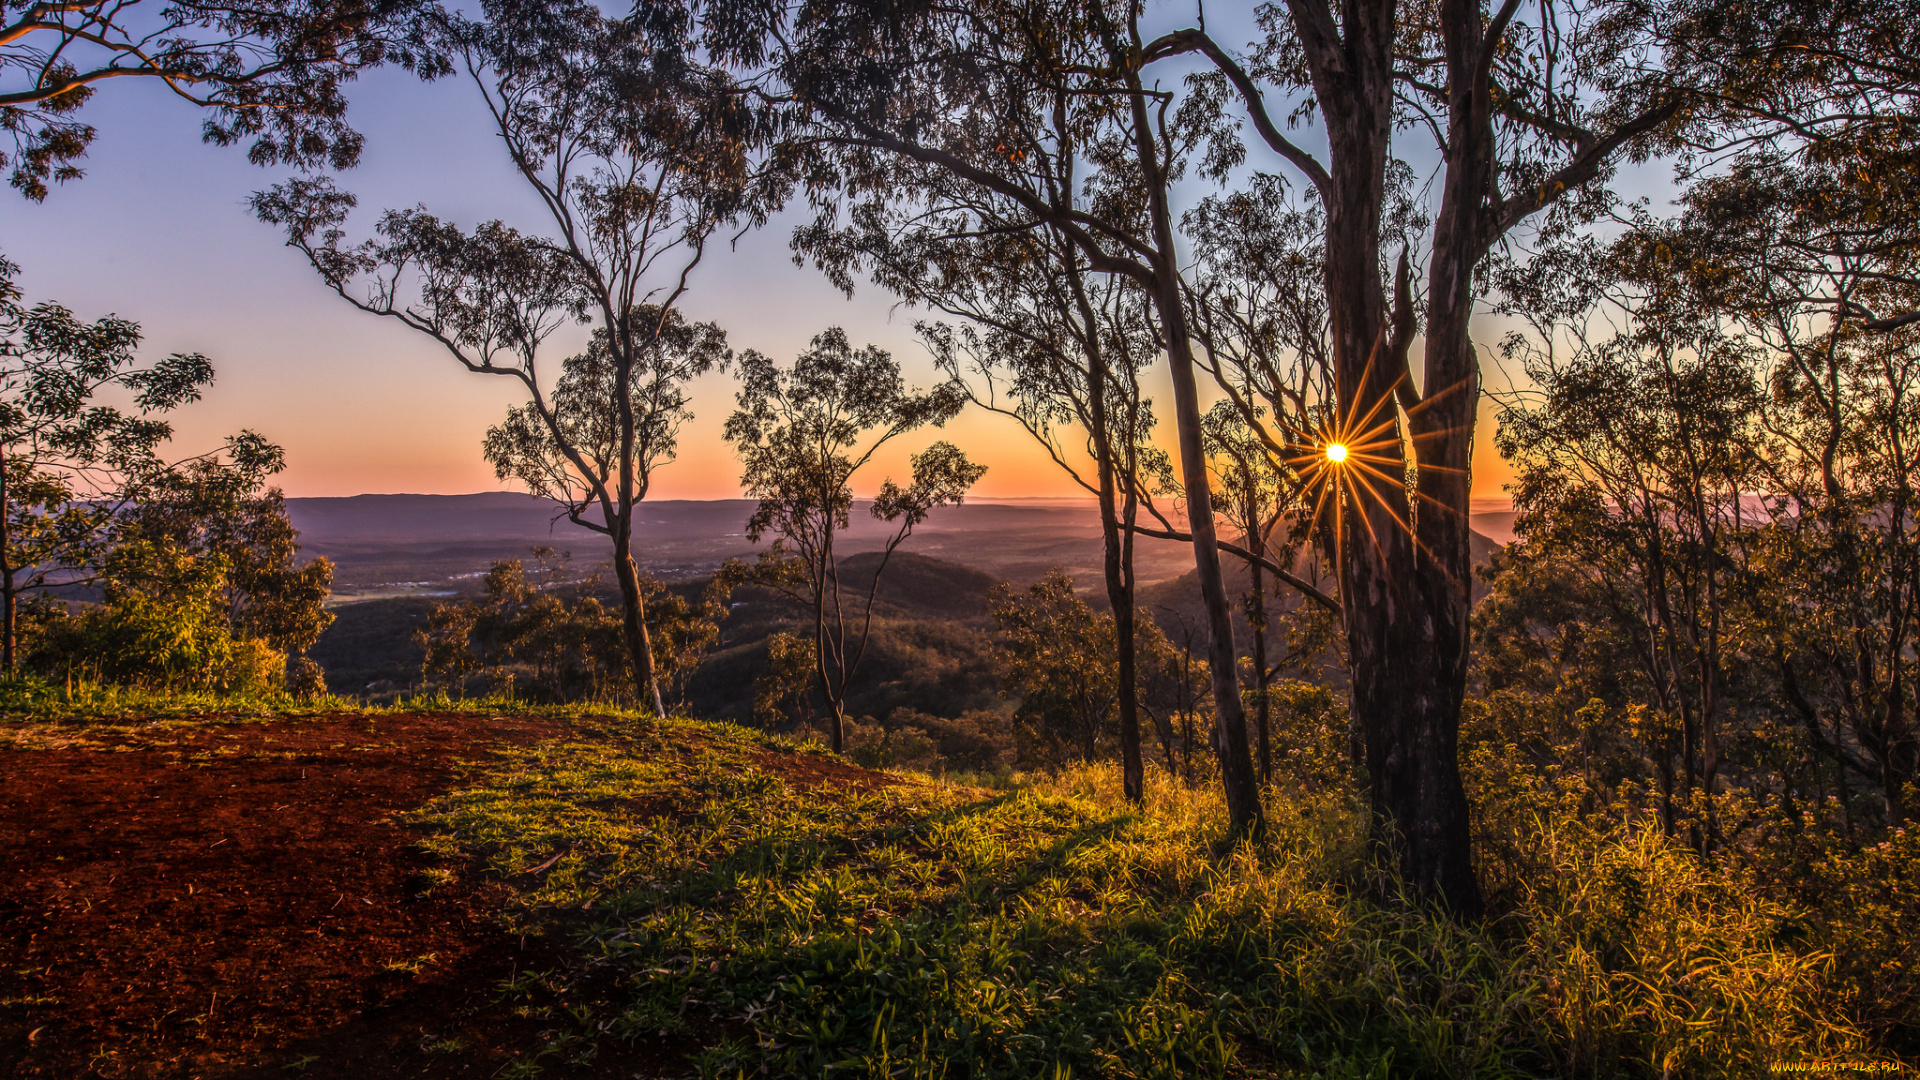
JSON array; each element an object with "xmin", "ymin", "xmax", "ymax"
[
  {"xmin": 1180, "ymin": 654, "xmax": 1195, "ymax": 785},
  {"xmin": 817, "ymin": 522, "xmax": 846, "ymax": 753},
  {"xmin": 611, "ymin": 316, "xmax": 665, "ymax": 717},
  {"xmin": 1, "ymin": 443, "xmax": 13, "ymax": 673},
  {"xmin": 610, "ymin": 518, "xmax": 665, "ymax": 716},
  {"xmin": 1126, "ymin": 477, "xmax": 1165, "ymax": 777},
  {"xmin": 1081, "ymin": 283, "xmax": 1143, "ymax": 802},
  {"xmin": 1118, "ymin": 48, "xmax": 1263, "ymax": 835},
  {"xmin": 1248, "ymin": 523, "xmax": 1272, "ymax": 783},
  {"xmin": 1161, "ymin": 314, "xmax": 1264, "ymax": 834}
]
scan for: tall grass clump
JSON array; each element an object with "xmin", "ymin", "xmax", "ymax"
[{"xmin": 410, "ymin": 718, "xmax": 1889, "ymax": 1078}]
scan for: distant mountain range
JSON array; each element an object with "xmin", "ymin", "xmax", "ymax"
[{"xmin": 286, "ymin": 491, "xmax": 1514, "ymax": 603}]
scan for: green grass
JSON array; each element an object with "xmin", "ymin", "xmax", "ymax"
[
  {"xmin": 0, "ymin": 676, "xmax": 674, "ymax": 743},
  {"xmin": 412, "ymin": 716, "xmax": 1876, "ymax": 1079}
]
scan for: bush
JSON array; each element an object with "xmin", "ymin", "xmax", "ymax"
[
  {"xmin": 1258, "ymin": 679, "xmax": 1352, "ymax": 791},
  {"xmin": 27, "ymin": 541, "xmax": 286, "ymax": 693},
  {"xmin": 843, "ymin": 714, "xmax": 945, "ymax": 772},
  {"xmin": 286, "ymin": 655, "xmax": 328, "ymax": 699}
]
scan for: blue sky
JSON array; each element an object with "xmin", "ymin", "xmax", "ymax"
[{"xmin": 3, "ymin": 1, "xmax": 1660, "ymax": 502}]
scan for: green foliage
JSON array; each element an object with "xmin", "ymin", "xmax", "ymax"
[
  {"xmin": 0, "ymin": 671, "xmax": 361, "ymax": 725},
  {"xmin": 412, "ymin": 717, "xmax": 1884, "ymax": 1078},
  {"xmin": 0, "ymin": 256, "xmax": 327, "ymax": 693},
  {"xmin": 724, "ymin": 328, "xmax": 983, "ymax": 748},
  {"xmin": 35, "ymin": 541, "xmax": 285, "ymax": 693},
  {"xmin": 990, "ymin": 570, "xmax": 1118, "ymax": 767},
  {"xmin": 416, "ymin": 550, "xmax": 732, "ymax": 706},
  {"xmin": 841, "ymin": 714, "xmax": 945, "ymax": 773},
  {"xmin": 1255, "ymin": 680, "xmax": 1351, "ymax": 792},
  {"xmin": 123, "ymin": 441, "xmax": 335, "ymax": 656},
  {"xmin": 417, "ymin": 553, "xmax": 623, "ymax": 702},
  {"xmin": 0, "ymin": 253, "xmax": 220, "ymax": 665},
  {"xmin": 286, "ymin": 654, "xmax": 328, "ymax": 699},
  {"xmin": 990, "ymin": 570, "xmax": 1201, "ymax": 774},
  {"xmin": 483, "ymin": 306, "xmax": 729, "ymax": 521},
  {"xmin": 1487, "ymin": 116, "xmax": 1920, "ymax": 841},
  {"xmin": 753, "ymin": 630, "xmax": 816, "ymax": 729},
  {"xmin": 1459, "ymin": 683, "xmax": 1920, "ymax": 1058},
  {"xmin": 0, "ymin": 0, "xmax": 435, "ymax": 200}
]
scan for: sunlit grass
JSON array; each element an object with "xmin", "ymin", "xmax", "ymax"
[
  {"xmin": 0, "ymin": 673, "xmax": 369, "ymax": 744},
  {"xmin": 413, "ymin": 720, "xmax": 1872, "ymax": 1078},
  {"xmin": 0, "ymin": 674, "xmax": 709, "ymax": 742}
]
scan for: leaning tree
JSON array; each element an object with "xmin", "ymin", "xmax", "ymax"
[
  {"xmin": 800, "ymin": 147, "xmax": 1173, "ymax": 801},
  {"xmin": 255, "ymin": 0, "xmax": 772, "ymax": 714},
  {"xmin": 704, "ymin": 0, "xmax": 1273, "ymax": 836}
]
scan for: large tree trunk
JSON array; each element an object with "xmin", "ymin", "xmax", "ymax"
[
  {"xmin": 1311, "ymin": 0, "xmax": 1480, "ymax": 913},
  {"xmin": 1399, "ymin": 316, "xmax": 1483, "ymax": 916},
  {"xmin": 1375, "ymin": 0, "xmax": 1492, "ymax": 915}
]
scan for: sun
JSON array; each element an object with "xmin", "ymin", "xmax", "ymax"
[{"xmin": 1324, "ymin": 442, "xmax": 1349, "ymax": 464}]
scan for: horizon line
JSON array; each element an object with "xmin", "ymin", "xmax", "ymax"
[{"xmin": 284, "ymin": 490, "xmax": 1518, "ymax": 510}]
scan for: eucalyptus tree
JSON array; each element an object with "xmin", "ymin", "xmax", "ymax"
[
  {"xmin": 1753, "ymin": 324, "xmax": 1920, "ymax": 826},
  {"xmin": 707, "ymin": 0, "xmax": 1274, "ymax": 836},
  {"xmin": 1496, "ymin": 297, "xmax": 1767, "ymax": 845},
  {"xmin": 818, "ymin": 170, "xmax": 1169, "ymax": 799},
  {"xmin": 691, "ymin": 0, "xmax": 1694, "ymax": 905},
  {"xmin": 1483, "ymin": 0, "xmax": 1920, "ymax": 827},
  {"xmin": 1577, "ymin": 146, "xmax": 1920, "ymax": 828},
  {"xmin": 0, "ymin": 254, "xmax": 217, "ymax": 670},
  {"xmin": 1664, "ymin": 0, "xmax": 1920, "ymax": 335},
  {"xmin": 1, "ymin": 0, "xmax": 439, "ymax": 199},
  {"xmin": 724, "ymin": 328, "xmax": 984, "ymax": 753},
  {"xmin": 254, "ymin": 0, "xmax": 767, "ymax": 715},
  {"xmin": 919, "ymin": 268, "xmax": 1163, "ymax": 802},
  {"xmin": 1173, "ymin": 0, "xmax": 1691, "ymax": 911}
]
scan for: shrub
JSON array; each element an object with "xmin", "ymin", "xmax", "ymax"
[
  {"xmin": 844, "ymin": 714, "xmax": 944, "ymax": 772},
  {"xmin": 29, "ymin": 541, "xmax": 286, "ymax": 693},
  {"xmin": 286, "ymin": 654, "xmax": 328, "ymax": 699}
]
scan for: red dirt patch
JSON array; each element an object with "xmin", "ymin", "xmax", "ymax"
[{"xmin": 0, "ymin": 711, "xmax": 630, "ymax": 1079}]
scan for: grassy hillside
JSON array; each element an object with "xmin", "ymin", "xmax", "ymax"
[
  {"xmin": 2, "ymin": 697, "xmax": 1908, "ymax": 1077},
  {"xmin": 412, "ymin": 713, "xmax": 1879, "ymax": 1079}
]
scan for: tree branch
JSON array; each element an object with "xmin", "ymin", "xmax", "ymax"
[{"xmin": 1123, "ymin": 521, "xmax": 1342, "ymax": 614}]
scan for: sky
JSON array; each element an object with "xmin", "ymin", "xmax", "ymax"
[{"xmin": 1, "ymin": 6, "xmax": 1539, "ymax": 505}]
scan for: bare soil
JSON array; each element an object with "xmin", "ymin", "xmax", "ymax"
[{"xmin": 0, "ymin": 711, "xmax": 625, "ymax": 1080}]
